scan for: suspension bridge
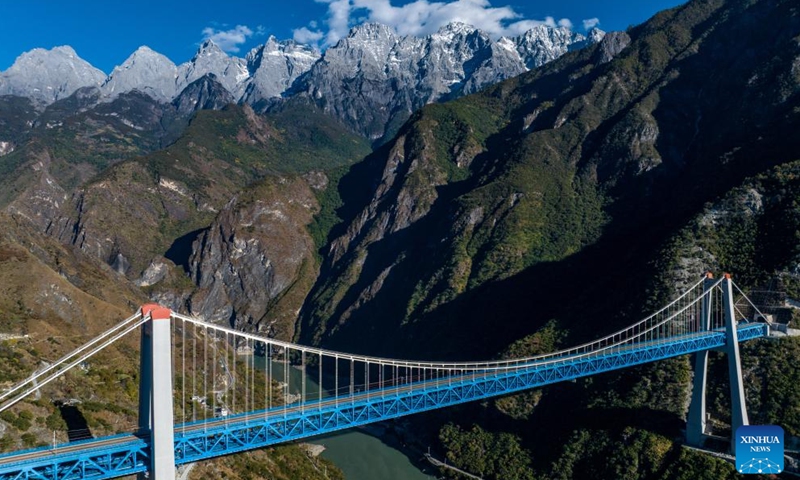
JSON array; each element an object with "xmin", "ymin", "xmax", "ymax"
[{"xmin": 0, "ymin": 274, "xmax": 777, "ymax": 479}]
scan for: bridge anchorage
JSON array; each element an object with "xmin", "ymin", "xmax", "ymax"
[{"xmin": 0, "ymin": 273, "xmax": 773, "ymax": 480}]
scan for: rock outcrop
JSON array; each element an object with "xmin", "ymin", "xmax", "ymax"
[{"xmin": 188, "ymin": 175, "xmax": 321, "ymax": 338}]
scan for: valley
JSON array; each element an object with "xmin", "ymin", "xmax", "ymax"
[{"xmin": 1, "ymin": 0, "xmax": 800, "ymax": 478}]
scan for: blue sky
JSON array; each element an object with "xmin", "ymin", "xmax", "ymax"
[{"xmin": 0, "ymin": 0, "xmax": 685, "ymax": 73}]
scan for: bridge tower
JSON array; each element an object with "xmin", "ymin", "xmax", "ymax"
[
  {"xmin": 138, "ymin": 304, "xmax": 176, "ymax": 480},
  {"xmin": 686, "ymin": 273, "xmax": 749, "ymax": 452}
]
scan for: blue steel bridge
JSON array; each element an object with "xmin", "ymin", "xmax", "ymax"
[{"xmin": 0, "ymin": 274, "xmax": 774, "ymax": 479}]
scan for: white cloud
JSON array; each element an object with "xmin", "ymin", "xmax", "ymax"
[
  {"xmin": 315, "ymin": 0, "xmax": 575, "ymax": 46},
  {"xmin": 322, "ymin": 0, "xmax": 354, "ymax": 45},
  {"xmin": 582, "ymin": 17, "xmax": 600, "ymax": 30},
  {"xmin": 201, "ymin": 25, "xmax": 254, "ymax": 53},
  {"xmin": 294, "ymin": 27, "xmax": 325, "ymax": 45}
]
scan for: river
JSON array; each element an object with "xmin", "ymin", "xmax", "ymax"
[
  {"xmin": 252, "ymin": 355, "xmax": 437, "ymax": 480},
  {"xmin": 316, "ymin": 429, "xmax": 436, "ymax": 480}
]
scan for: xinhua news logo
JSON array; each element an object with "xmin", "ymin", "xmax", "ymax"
[{"xmin": 736, "ymin": 425, "xmax": 784, "ymax": 475}]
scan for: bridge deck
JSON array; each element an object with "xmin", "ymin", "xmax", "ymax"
[{"xmin": 0, "ymin": 323, "xmax": 768, "ymax": 480}]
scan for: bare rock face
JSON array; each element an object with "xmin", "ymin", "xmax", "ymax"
[
  {"xmin": 102, "ymin": 46, "xmax": 179, "ymax": 102},
  {"xmin": 172, "ymin": 74, "xmax": 235, "ymax": 116},
  {"xmin": 0, "ymin": 141, "xmax": 14, "ymax": 156},
  {"xmin": 595, "ymin": 31, "xmax": 631, "ymax": 64},
  {"xmin": 177, "ymin": 40, "xmax": 250, "ymax": 101},
  {"xmin": 5, "ymin": 151, "xmax": 69, "ymax": 234},
  {"xmin": 293, "ymin": 22, "xmax": 599, "ymax": 141},
  {"xmin": 188, "ymin": 175, "xmax": 321, "ymax": 338},
  {"xmin": 0, "ymin": 46, "xmax": 106, "ymax": 105},
  {"xmin": 136, "ymin": 259, "xmax": 170, "ymax": 287},
  {"xmin": 242, "ymin": 37, "xmax": 321, "ymax": 106},
  {"xmin": 505, "ymin": 25, "xmax": 600, "ymax": 70},
  {"xmin": 2, "ymin": 23, "xmax": 603, "ymax": 139}
]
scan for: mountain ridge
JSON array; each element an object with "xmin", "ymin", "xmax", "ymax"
[{"xmin": 0, "ymin": 22, "xmax": 603, "ymax": 140}]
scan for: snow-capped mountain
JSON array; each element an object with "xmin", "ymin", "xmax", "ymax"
[
  {"xmin": 242, "ymin": 37, "xmax": 321, "ymax": 106},
  {"xmin": 0, "ymin": 46, "xmax": 106, "ymax": 104},
  {"xmin": 177, "ymin": 40, "xmax": 250, "ymax": 101},
  {"xmin": 0, "ymin": 22, "xmax": 603, "ymax": 137},
  {"xmin": 503, "ymin": 23, "xmax": 598, "ymax": 69},
  {"xmin": 294, "ymin": 22, "xmax": 601, "ymax": 138}
]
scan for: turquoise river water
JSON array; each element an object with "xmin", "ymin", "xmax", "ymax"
[{"xmin": 251, "ymin": 356, "xmax": 437, "ymax": 479}]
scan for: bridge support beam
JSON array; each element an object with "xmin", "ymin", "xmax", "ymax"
[
  {"xmin": 139, "ymin": 304, "xmax": 176, "ymax": 480},
  {"xmin": 721, "ymin": 274, "xmax": 749, "ymax": 452},
  {"xmin": 686, "ymin": 273, "xmax": 715, "ymax": 446},
  {"xmin": 685, "ymin": 274, "xmax": 749, "ymax": 453}
]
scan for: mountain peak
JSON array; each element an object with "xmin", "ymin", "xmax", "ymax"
[
  {"xmin": 0, "ymin": 45, "xmax": 106, "ymax": 104},
  {"xmin": 102, "ymin": 45, "xmax": 178, "ymax": 101},
  {"xmin": 437, "ymin": 21, "xmax": 478, "ymax": 35},
  {"xmin": 181, "ymin": 38, "xmax": 249, "ymax": 100},
  {"xmin": 504, "ymin": 23, "xmax": 600, "ymax": 70},
  {"xmin": 519, "ymin": 23, "xmax": 570, "ymax": 39},
  {"xmin": 131, "ymin": 45, "xmax": 157, "ymax": 55},
  {"xmin": 347, "ymin": 23, "xmax": 398, "ymax": 40},
  {"xmin": 587, "ymin": 27, "xmax": 607, "ymax": 43},
  {"xmin": 431, "ymin": 22, "xmax": 487, "ymax": 45},
  {"xmin": 196, "ymin": 39, "xmax": 226, "ymax": 58},
  {"xmin": 51, "ymin": 45, "xmax": 79, "ymax": 57},
  {"xmin": 10, "ymin": 45, "xmax": 82, "ymax": 66}
]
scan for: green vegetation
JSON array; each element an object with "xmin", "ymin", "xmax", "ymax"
[
  {"xmin": 301, "ymin": 0, "xmax": 800, "ymax": 476},
  {"xmin": 307, "ymin": 165, "xmax": 351, "ymax": 255},
  {"xmin": 1, "ymin": 1, "xmax": 799, "ymax": 479},
  {"xmin": 742, "ymin": 337, "xmax": 800, "ymax": 436},
  {"xmin": 73, "ymin": 103, "xmax": 370, "ymax": 277},
  {"xmin": 0, "ymin": 410, "xmax": 33, "ymax": 432},
  {"xmin": 439, "ymin": 424, "xmax": 535, "ymax": 480},
  {"xmin": 495, "ymin": 321, "xmax": 565, "ymax": 419},
  {"xmin": 137, "ymin": 105, "xmax": 369, "ymax": 195},
  {"xmin": 547, "ymin": 428, "xmax": 739, "ymax": 480},
  {"xmin": 188, "ymin": 445, "xmax": 344, "ymax": 480}
]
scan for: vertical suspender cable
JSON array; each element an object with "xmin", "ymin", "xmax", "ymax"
[
  {"xmin": 284, "ymin": 348, "xmax": 288, "ymax": 419},
  {"xmin": 182, "ymin": 318, "xmax": 186, "ymax": 430},
  {"xmin": 334, "ymin": 355, "xmax": 338, "ymax": 408},
  {"xmin": 212, "ymin": 328, "xmax": 216, "ymax": 426},
  {"xmin": 250, "ymin": 338, "xmax": 255, "ymax": 417},
  {"xmin": 232, "ymin": 333, "xmax": 237, "ymax": 416},
  {"xmin": 244, "ymin": 336, "xmax": 249, "ymax": 424},
  {"xmin": 222, "ymin": 332, "xmax": 227, "ymax": 425},
  {"xmin": 301, "ymin": 350, "xmax": 306, "ymax": 414},
  {"xmin": 209, "ymin": 327, "xmax": 216, "ymax": 429},
  {"xmin": 264, "ymin": 342, "xmax": 272, "ymax": 419},
  {"xmin": 192, "ymin": 322, "xmax": 196, "ymax": 422}
]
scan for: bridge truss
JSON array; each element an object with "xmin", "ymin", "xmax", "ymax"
[{"xmin": 0, "ymin": 274, "xmax": 772, "ymax": 479}]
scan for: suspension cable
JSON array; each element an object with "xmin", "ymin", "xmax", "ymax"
[
  {"xmin": 171, "ymin": 281, "xmax": 716, "ymax": 374},
  {"xmin": 0, "ymin": 312, "xmax": 143, "ymax": 402},
  {"xmin": 0, "ymin": 315, "xmax": 149, "ymax": 414}
]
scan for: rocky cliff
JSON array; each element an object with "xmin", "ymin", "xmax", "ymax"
[
  {"xmin": 298, "ymin": 0, "xmax": 800, "ymax": 360},
  {"xmin": 289, "ymin": 22, "xmax": 598, "ymax": 140},
  {"xmin": 188, "ymin": 174, "xmax": 322, "ymax": 337}
]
